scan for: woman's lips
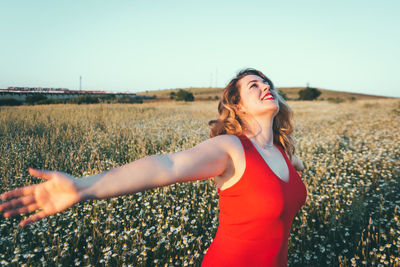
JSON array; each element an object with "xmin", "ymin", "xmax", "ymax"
[{"xmin": 261, "ymin": 92, "xmax": 274, "ymax": 100}]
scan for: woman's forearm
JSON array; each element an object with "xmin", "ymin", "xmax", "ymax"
[{"xmin": 77, "ymin": 154, "xmax": 174, "ymax": 201}]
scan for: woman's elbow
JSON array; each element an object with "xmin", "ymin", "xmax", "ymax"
[{"xmin": 140, "ymin": 154, "xmax": 176, "ymax": 188}]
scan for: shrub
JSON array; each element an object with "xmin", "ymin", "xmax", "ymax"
[
  {"xmin": 328, "ymin": 97, "xmax": 345, "ymax": 103},
  {"xmin": 68, "ymin": 95, "xmax": 100, "ymax": 104},
  {"xmin": 0, "ymin": 98, "xmax": 22, "ymax": 106},
  {"xmin": 298, "ymin": 88, "xmax": 321, "ymax": 100},
  {"xmin": 116, "ymin": 96, "xmax": 143, "ymax": 104},
  {"xmin": 98, "ymin": 95, "xmax": 116, "ymax": 103},
  {"xmin": 176, "ymin": 89, "xmax": 194, "ymax": 102},
  {"xmin": 36, "ymin": 99, "xmax": 56, "ymax": 105},
  {"xmin": 25, "ymin": 94, "xmax": 48, "ymax": 105}
]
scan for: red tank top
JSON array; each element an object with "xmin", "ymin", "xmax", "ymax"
[{"xmin": 201, "ymin": 134, "xmax": 307, "ymax": 267}]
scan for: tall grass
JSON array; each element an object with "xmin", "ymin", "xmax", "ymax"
[{"xmin": 0, "ymin": 99, "xmax": 399, "ymax": 266}]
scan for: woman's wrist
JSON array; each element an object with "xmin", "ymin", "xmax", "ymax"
[{"xmin": 75, "ymin": 175, "xmax": 100, "ymax": 202}]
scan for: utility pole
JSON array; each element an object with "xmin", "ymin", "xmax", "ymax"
[
  {"xmin": 215, "ymin": 68, "xmax": 218, "ymax": 88},
  {"xmin": 80, "ymin": 76, "xmax": 82, "ymax": 91}
]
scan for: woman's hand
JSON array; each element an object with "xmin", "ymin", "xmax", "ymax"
[{"xmin": 0, "ymin": 168, "xmax": 82, "ymax": 227}]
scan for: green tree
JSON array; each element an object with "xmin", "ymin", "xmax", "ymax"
[
  {"xmin": 0, "ymin": 98, "xmax": 22, "ymax": 106},
  {"xmin": 25, "ymin": 94, "xmax": 48, "ymax": 105},
  {"xmin": 298, "ymin": 88, "xmax": 321, "ymax": 100},
  {"xmin": 176, "ymin": 89, "xmax": 194, "ymax": 102},
  {"xmin": 116, "ymin": 96, "xmax": 143, "ymax": 104},
  {"xmin": 65, "ymin": 95, "xmax": 100, "ymax": 104}
]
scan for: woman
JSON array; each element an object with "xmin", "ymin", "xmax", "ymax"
[{"xmin": 0, "ymin": 68, "xmax": 307, "ymax": 266}]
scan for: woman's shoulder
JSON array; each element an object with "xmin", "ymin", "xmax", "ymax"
[
  {"xmin": 208, "ymin": 134, "xmax": 247, "ymax": 180},
  {"xmin": 209, "ymin": 133, "xmax": 243, "ymax": 145},
  {"xmin": 208, "ymin": 134, "xmax": 246, "ymax": 156}
]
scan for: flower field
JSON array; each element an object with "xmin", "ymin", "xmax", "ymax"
[{"xmin": 0, "ymin": 99, "xmax": 399, "ymax": 266}]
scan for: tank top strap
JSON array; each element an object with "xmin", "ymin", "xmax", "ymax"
[
  {"xmin": 237, "ymin": 134, "xmax": 288, "ymax": 160},
  {"xmin": 216, "ymin": 134, "xmax": 252, "ymax": 194},
  {"xmin": 274, "ymin": 142, "xmax": 290, "ymax": 161},
  {"xmin": 235, "ymin": 134, "xmax": 253, "ymax": 151}
]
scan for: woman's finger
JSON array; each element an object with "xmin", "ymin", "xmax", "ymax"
[
  {"xmin": 0, "ymin": 195, "xmax": 35, "ymax": 212},
  {"xmin": 3, "ymin": 203, "xmax": 39, "ymax": 218},
  {"xmin": 28, "ymin": 168, "xmax": 55, "ymax": 180},
  {"xmin": 0, "ymin": 185, "xmax": 36, "ymax": 200},
  {"xmin": 20, "ymin": 210, "xmax": 47, "ymax": 227}
]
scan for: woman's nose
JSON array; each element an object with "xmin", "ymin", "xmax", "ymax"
[{"xmin": 263, "ymin": 83, "xmax": 270, "ymax": 91}]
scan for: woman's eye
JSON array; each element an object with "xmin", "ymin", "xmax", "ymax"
[{"xmin": 250, "ymin": 83, "xmax": 257, "ymax": 88}]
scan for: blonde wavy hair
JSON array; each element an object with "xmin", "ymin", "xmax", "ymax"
[{"xmin": 208, "ymin": 68, "xmax": 296, "ymax": 160}]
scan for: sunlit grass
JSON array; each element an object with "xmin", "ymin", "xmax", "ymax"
[{"xmin": 0, "ymin": 99, "xmax": 399, "ymax": 266}]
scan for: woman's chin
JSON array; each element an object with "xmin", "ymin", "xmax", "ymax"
[
  {"xmin": 263, "ymin": 101, "xmax": 279, "ymax": 112},
  {"xmin": 252, "ymin": 107, "xmax": 279, "ymax": 119}
]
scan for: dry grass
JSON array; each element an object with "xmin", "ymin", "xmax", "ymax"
[{"xmin": 0, "ymin": 99, "xmax": 399, "ymax": 266}]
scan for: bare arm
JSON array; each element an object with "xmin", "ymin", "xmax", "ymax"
[
  {"xmin": 290, "ymin": 153, "xmax": 305, "ymax": 176},
  {"xmin": 0, "ymin": 135, "xmax": 232, "ymax": 226},
  {"xmin": 78, "ymin": 135, "xmax": 230, "ymax": 201}
]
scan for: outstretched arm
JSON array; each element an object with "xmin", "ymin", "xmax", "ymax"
[
  {"xmin": 78, "ymin": 135, "xmax": 230, "ymax": 200},
  {"xmin": 0, "ymin": 135, "xmax": 232, "ymax": 226}
]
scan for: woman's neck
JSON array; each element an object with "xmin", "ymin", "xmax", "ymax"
[{"xmin": 243, "ymin": 115, "xmax": 275, "ymax": 148}]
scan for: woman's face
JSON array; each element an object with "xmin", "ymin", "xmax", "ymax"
[{"xmin": 237, "ymin": 74, "xmax": 279, "ymax": 119}]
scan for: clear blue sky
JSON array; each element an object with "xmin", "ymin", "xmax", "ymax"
[{"xmin": 1, "ymin": 0, "xmax": 399, "ymax": 97}]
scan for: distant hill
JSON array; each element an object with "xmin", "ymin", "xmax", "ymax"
[{"xmin": 137, "ymin": 87, "xmax": 393, "ymax": 102}]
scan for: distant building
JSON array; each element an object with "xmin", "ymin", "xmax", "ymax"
[{"xmin": 0, "ymin": 87, "xmax": 145, "ymax": 101}]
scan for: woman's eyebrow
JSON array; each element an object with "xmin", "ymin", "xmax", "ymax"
[{"xmin": 247, "ymin": 80, "xmax": 261, "ymax": 86}]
